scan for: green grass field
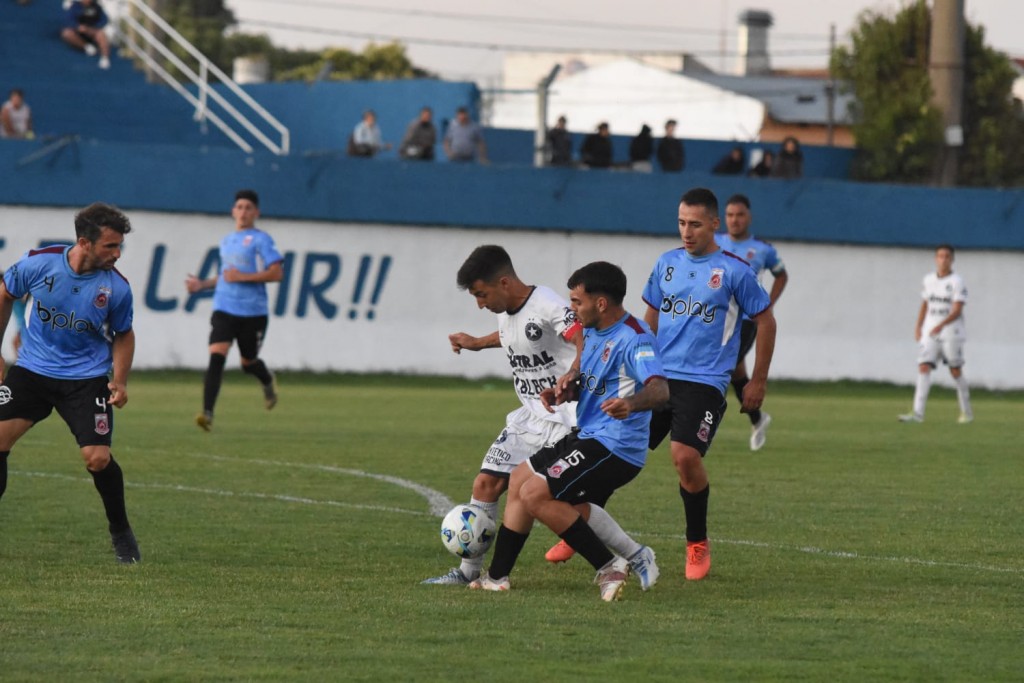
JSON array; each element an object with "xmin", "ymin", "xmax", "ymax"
[{"xmin": 1, "ymin": 372, "xmax": 1022, "ymax": 682}]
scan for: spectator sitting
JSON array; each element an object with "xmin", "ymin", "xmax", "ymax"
[
  {"xmin": 748, "ymin": 150, "xmax": 775, "ymax": 177},
  {"xmin": 712, "ymin": 146, "xmax": 746, "ymax": 175},
  {"xmin": 545, "ymin": 115, "xmax": 573, "ymax": 166},
  {"xmin": 580, "ymin": 122, "xmax": 613, "ymax": 169},
  {"xmin": 348, "ymin": 110, "xmax": 391, "ymax": 158},
  {"xmin": 61, "ymin": 0, "xmax": 112, "ymax": 70},
  {"xmin": 629, "ymin": 124, "xmax": 654, "ymax": 172},
  {"xmin": 1, "ymin": 88, "xmax": 34, "ymax": 140},
  {"xmin": 399, "ymin": 106, "xmax": 437, "ymax": 161},
  {"xmin": 657, "ymin": 119, "xmax": 685, "ymax": 172},
  {"xmin": 443, "ymin": 106, "xmax": 487, "ymax": 163},
  {"xmin": 772, "ymin": 136, "xmax": 804, "ymax": 179}
]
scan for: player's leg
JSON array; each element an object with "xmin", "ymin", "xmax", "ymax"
[
  {"xmin": 0, "ymin": 366, "xmax": 50, "ymax": 501},
  {"xmin": 470, "ymin": 461, "xmax": 536, "ymax": 591},
  {"xmin": 946, "ymin": 339, "xmax": 973, "ymax": 423},
  {"xmin": 0, "ymin": 419, "xmax": 33, "ymax": 500},
  {"xmin": 902, "ymin": 339, "xmax": 938, "ymax": 422},
  {"xmin": 238, "ymin": 315, "xmax": 276, "ymax": 410},
  {"xmin": 668, "ymin": 380, "xmax": 727, "ymax": 580},
  {"xmin": 56, "ymin": 376, "xmax": 139, "ymax": 564},
  {"xmin": 198, "ymin": 312, "xmax": 234, "ymax": 430}
]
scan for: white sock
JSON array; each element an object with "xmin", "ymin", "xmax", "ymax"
[
  {"xmin": 459, "ymin": 497, "xmax": 499, "ymax": 579},
  {"xmin": 586, "ymin": 504, "xmax": 642, "ymax": 560},
  {"xmin": 955, "ymin": 375, "xmax": 972, "ymax": 417},
  {"xmin": 912, "ymin": 372, "xmax": 932, "ymax": 418}
]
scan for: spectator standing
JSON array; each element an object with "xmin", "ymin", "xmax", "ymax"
[
  {"xmin": 399, "ymin": 106, "xmax": 437, "ymax": 161},
  {"xmin": 712, "ymin": 146, "xmax": 746, "ymax": 175},
  {"xmin": 772, "ymin": 136, "xmax": 804, "ymax": 178},
  {"xmin": 657, "ymin": 119, "xmax": 685, "ymax": 172},
  {"xmin": 61, "ymin": 0, "xmax": 111, "ymax": 70},
  {"xmin": 0, "ymin": 89, "xmax": 33, "ymax": 140},
  {"xmin": 580, "ymin": 122, "xmax": 613, "ymax": 169},
  {"xmin": 629, "ymin": 124, "xmax": 654, "ymax": 172},
  {"xmin": 444, "ymin": 106, "xmax": 487, "ymax": 163},
  {"xmin": 748, "ymin": 150, "xmax": 774, "ymax": 177},
  {"xmin": 348, "ymin": 110, "xmax": 390, "ymax": 158},
  {"xmin": 545, "ymin": 115, "xmax": 573, "ymax": 166}
]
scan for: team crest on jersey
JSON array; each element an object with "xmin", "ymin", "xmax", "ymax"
[
  {"xmin": 601, "ymin": 340, "xmax": 616, "ymax": 363},
  {"xmin": 547, "ymin": 458, "xmax": 570, "ymax": 479},
  {"xmin": 708, "ymin": 268, "xmax": 724, "ymax": 290},
  {"xmin": 746, "ymin": 249, "xmax": 757, "ymax": 261},
  {"xmin": 243, "ymin": 235, "xmax": 254, "ymax": 246},
  {"xmin": 696, "ymin": 421, "xmax": 711, "ymax": 443},
  {"xmin": 525, "ymin": 322, "xmax": 542, "ymax": 341},
  {"xmin": 94, "ymin": 413, "xmax": 110, "ymax": 435},
  {"xmin": 94, "ymin": 286, "xmax": 111, "ymax": 309},
  {"xmin": 0, "ymin": 385, "xmax": 12, "ymax": 405}
]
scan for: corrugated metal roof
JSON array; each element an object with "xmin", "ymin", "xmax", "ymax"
[{"xmin": 685, "ymin": 73, "xmax": 855, "ymax": 125}]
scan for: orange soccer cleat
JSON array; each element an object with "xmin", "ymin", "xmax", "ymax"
[
  {"xmin": 685, "ymin": 539, "xmax": 711, "ymax": 580},
  {"xmin": 544, "ymin": 539, "xmax": 577, "ymax": 563}
]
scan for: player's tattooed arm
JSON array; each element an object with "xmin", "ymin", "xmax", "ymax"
[{"xmin": 601, "ymin": 377, "xmax": 668, "ymax": 419}]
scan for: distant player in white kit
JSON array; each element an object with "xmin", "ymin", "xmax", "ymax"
[
  {"xmin": 899, "ymin": 244, "xmax": 973, "ymax": 424},
  {"xmin": 422, "ymin": 245, "xmax": 583, "ymax": 585}
]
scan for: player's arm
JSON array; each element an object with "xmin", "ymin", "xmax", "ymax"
[
  {"xmin": 185, "ymin": 274, "xmax": 218, "ymax": 293},
  {"xmin": 0, "ymin": 280, "xmax": 15, "ymax": 380},
  {"xmin": 930, "ymin": 301, "xmax": 964, "ymax": 337},
  {"xmin": 108, "ymin": 328, "xmax": 135, "ymax": 408},
  {"xmin": 742, "ymin": 307, "xmax": 777, "ymax": 413},
  {"xmin": 643, "ymin": 303, "xmax": 659, "ymax": 334},
  {"xmin": 768, "ymin": 270, "xmax": 788, "ymax": 307},
  {"xmin": 448, "ymin": 330, "xmax": 500, "ymax": 354},
  {"xmin": 601, "ymin": 377, "xmax": 669, "ymax": 420},
  {"xmin": 554, "ymin": 324, "xmax": 584, "ymax": 399},
  {"xmin": 913, "ymin": 300, "xmax": 927, "ymax": 341},
  {"xmin": 223, "ymin": 260, "xmax": 284, "ymax": 284}
]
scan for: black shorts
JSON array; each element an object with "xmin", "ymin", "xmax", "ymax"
[
  {"xmin": 648, "ymin": 379, "xmax": 727, "ymax": 456},
  {"xmin": 209, "ymin": 310, "xmax": 268, "ymax": 360},
  {"xmin": 736, "ymin": 319, "xmax": 757, "ymax": 365},
  {"xmin": 0, "ymin": 366, "xmax": 114, "ymax": 447},
  {"xmin": 528, "ymin": 432, "xmax": 639, "ymax": 505}
]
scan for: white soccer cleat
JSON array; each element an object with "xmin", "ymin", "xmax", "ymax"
[
  {"xmin": 421, "ymin": 567, "xmax": 476, "ymax": 585},
  {"xmin": 594, "ymin": 556, "xmax": 629, "ymax": 602},
  {"xmin": 98, "ymin": 56, "xmax": 110, "ymax": 70},
  {"xmin": 83, "ymin": 44, "xmax": 98, "ymax": 57},
  {"xmin": 628, "ymin": 545, "xmax": 659, "ymax": 591},
  {"xmin": 957, "ymin": 413, "xmax": 974, "ymax": 424},
  {"xmin": 750, "ymin": 413, "xmax": 772, "ymax": 451},
  {"xmin": 898, "ymin": 413, "xmax": 924, "ymax": 423},
  {"xmin": 468, "ymin": 573, "xmax": 509, "ymax": 592}
]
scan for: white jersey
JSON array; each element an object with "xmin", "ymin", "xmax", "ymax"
[
  {"xmin": 497, "ymin": 285, "xmax": 581, "ymax": 428},
  {"xmin": 921, "ymin": 271, "xmax": 967, "ymax": 341}
]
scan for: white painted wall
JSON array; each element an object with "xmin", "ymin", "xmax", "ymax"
[{"xmin": 2, "ymin": 206, "xmax": 1021, "ymax": 389}]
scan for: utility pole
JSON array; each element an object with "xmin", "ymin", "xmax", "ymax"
[
  {"xmin": 534, "ymin": 64, "xmax": 561, "ymax": 168},
  {"xmin": 826, "ymin": 23, "xmax": 836, "ymax": 147},
  {"xmin": 928, "ymin": 0, "xmax": 965, "ymax": 187}
]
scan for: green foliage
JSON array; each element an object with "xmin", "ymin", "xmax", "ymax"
[
  {"xmin": 275, "ymin": 42, "xmax": 431, "ymax": 82},
  {"xmin": 2, "ymin": 373, "xmax": 1023, "ymax": 681},
  {"xmin": 832, "ymin": 0, "xmax": 1024, "ymax": 186}
]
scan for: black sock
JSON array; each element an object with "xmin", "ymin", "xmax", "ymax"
[
  {"xmin": 242, "ymin": 358, "xmax": 273, "ymax": 386},
  {"xmin": 680, "ymin": 484, "xmax": 710, "ymax": 542},
  {"xmin": 487, "ymin": 525, "xmax": 530, "ymax": 580},
  {"xmin": 559, "ymin": 516, "xmax": 614, "ymax": 571},
  {"xmin": 731, "ymin": 377, "xmax": 761, "ymax": 424},
  {"xmin": 203, "ymin": 352, "xmax": 227, "ymax": 414},
  {"xmin": 0, "ymin": 450, "xmax": 8, "ymax": 499},
  {"xmin": 90, "ymin": 456, "xmax": 130, "ymax": 534}
]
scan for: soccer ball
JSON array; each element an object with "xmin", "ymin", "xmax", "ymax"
[{"xmin": 440, "ymin": 504, "xmax": 496, "ymax": 559}]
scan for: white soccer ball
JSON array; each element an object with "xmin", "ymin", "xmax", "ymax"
[{"xmin": 440, "ymin": 504, "xmax": 496, "ymax": 559}]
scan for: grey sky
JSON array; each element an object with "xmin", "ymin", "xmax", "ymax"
[{"xmin": 222, "ymin": 0, "xmax": 1021, "ymax": 84}]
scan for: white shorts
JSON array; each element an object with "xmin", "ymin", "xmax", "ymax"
[
  {"xmin": 917, "ymin": 335, "xmax": 965, "ymax": 368},
  {"xmin": 480, "ymin": 405, "xmax": 575, "ymax": 477}
]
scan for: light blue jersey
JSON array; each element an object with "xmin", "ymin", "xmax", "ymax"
[
  {"xmin": 714, "ymin": 233, "xmax": 784, "ymax": 279},
  {"xmin": 576, "ymin": 313, "xmax": 665, "ymax": 467},
  {"xmin": 4, "ymin": 245, "xmax": 133, "ymax": 379},
  {"xmin": 642, "ymin": 248, "xmax": 770, "ymax": 395},
  {"xmin": 212, "ymin": 228, "xmax": 283, "ymax": 317}
]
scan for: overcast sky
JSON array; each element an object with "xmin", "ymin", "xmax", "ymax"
[{"xmin": 221, "ymin": 0, "xmax": 1021, "ymax": 85}]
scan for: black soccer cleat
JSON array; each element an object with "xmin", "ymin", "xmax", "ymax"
[{"xmin": 111, "ymin": 528, "xmax": 141, "ymax": 564}]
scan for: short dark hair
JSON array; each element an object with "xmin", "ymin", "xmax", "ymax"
[
  {"xmin": 726, "ymin": 193, "xmax": 750, "ymax": 209},
  {"xmin": 680, "ymin": 187, "xmax": 719, "ymax": 217},
  {"xmin": 235, "ymin": 189, "xmax": 259, "ymax": 207},
  {"xmin": 936, "ymin": 243, "xmax": 955, "ymax": 256},
  {"xmin": 74, "ymin": 202, "xmax": 132, "ymax": 242},
  {"xmin": 567, "ymin": 261, "xmax": 626, "ymax": 306},
  {"xmin": 11, "ymin": 88, "xmax": 23, "ymax": 98},
  {"xmin": 456, "ymin": 245, "xmax": 515, "ymax": 290},
  {"xmin": 666, "ymin": 119, "xmax": 677, "ymax": 127}
]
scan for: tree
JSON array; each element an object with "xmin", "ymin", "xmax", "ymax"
[
  {"xmin": 832, "ymin": 0, "xmax": 1024, "ymax": 186},
  {"xmin": 274, "ymin": 42, "xmax": 431, "ymax": 82}
]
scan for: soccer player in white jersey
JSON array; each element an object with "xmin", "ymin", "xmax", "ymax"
[
  {"xmin": 899, "ymin": 244, "xmax": 973, "ymax": 424},
  {"xmin": 643, "ymin": 188, "xmax": 776, "ymax": 581},
  {"xmin": 0, "ymin": 203, "xmax": 140, "ymax": 563},
  {"xmin": 469, "ymin": 261, "xmax": 667, "ymax": 600},
  {"xmin": 422, "ymin": 245, "xmax": 585, "ymax": 585},
  {"xmin": 715, "ymin": 194, "xmax": 788, "ymax": 451}
]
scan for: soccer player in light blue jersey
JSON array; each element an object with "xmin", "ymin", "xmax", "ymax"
[
  {"xmin": 471, "ymin": 262, "xmax": 669, "ymax": 601},
  {"xmin": 715, "ymin": 194, "xmax": 788, "ymax": 451},
  {"xmin": 186, "ymin": 189, "xmax": 283, "ymax": 431},
  {"xmin": 0, "ymin": 202, "xmax": 140, "ymax": 564},
  {"xmin": 642, "ymin": 187, "xmax": 777, "ymax": 581}
]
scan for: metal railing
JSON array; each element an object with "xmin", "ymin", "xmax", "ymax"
[{"xmin": 113, "ymin": 0, "xmax": 290, "ymax": 155}]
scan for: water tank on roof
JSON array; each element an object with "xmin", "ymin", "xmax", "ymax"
[{"xmin": 233, "ymin": 56, "xmax": 270, "ymax": 85}]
